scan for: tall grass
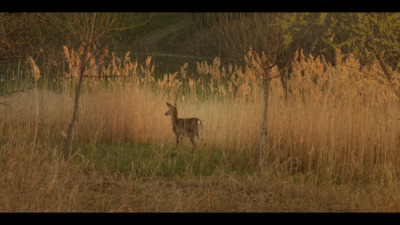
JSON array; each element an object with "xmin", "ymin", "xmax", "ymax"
[{"xmin": 1, "ymin": 47, "xmax": 400, "ymax": 211}]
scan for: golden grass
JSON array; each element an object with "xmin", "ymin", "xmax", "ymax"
[{"xmin": 1, "ymin": 48, "xmax": 400, "ymax": 211}]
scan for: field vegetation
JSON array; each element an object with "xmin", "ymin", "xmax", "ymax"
[{"xmin": 1, "ymin": 12, "xmax": 400, "ymax": 212}]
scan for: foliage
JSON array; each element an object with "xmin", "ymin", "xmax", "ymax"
[
  {"xmin": 319, "ymin": 13, "xmax": 400, "ymax": 69},
  {"xmin": 186, "ymin": 12, "xmax": 400, "ymax": 78},
  {"xmin": 0, "ymin": 13, "xmax": 51, "ymax": 63}
]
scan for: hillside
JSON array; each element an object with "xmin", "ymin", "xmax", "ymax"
[
  {"xmin": 116, "ymin": 13, "xmax": 201, "ymax": 74},
  {"xmin": 117, "ymin": 13, "xmax": 190, "ymax": 54}
]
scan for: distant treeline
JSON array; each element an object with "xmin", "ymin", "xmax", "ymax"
[
  {"xmin": 187, "ymin": 13, "xmax": 400, "ymax": 78},
  {"xmin": 0, "ymin": 13, "xmax": 150, "ymax": 64},
  {"xmin": 2, "ymin": 13, "xmax": 400, "ymax": 79}
]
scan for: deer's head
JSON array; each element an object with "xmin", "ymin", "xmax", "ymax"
[{"xmin": 165, "ymin": 102, "xmax": 177, "ymax": 117}]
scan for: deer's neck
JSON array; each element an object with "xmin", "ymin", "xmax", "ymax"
[{"xmin": 170, "ymin": 112, "xmax": 179, "ymax": 129}]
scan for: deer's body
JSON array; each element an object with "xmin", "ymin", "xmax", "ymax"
[{"xmin": 165, "ymin": 102, "xmax": 205, "ymax": 153}]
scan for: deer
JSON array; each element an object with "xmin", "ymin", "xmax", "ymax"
[{"xmin": 164, "ymin": 102, "xmax": 205, "ymax": 154}]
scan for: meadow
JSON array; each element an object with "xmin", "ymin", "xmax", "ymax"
[{"xmin": 1, "ymin": 47, "xmax": 400, "ymax": 212}]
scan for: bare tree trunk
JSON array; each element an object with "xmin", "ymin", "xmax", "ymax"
[
  {"xmin": 64, "ymin": 74, "xmax": 83, "ymax": 162},
  {"xmin": 258, "ymin": 67, "xmax": 270, "ymax": 172},
  {"xmin": 280, "ymin": 67, "xmax": 289, "ymax": 101},
  {"xmin": 17, "ymin": 57, "xmax": 21, "ymax": 89},
  {"xmin": 64, "ymin": 13, "xmax": 96, "ymax": 162}
]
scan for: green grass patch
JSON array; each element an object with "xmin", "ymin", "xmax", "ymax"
[{"xmin": 73, "ymin": 140, "xmax": 255, "ymax": 179}]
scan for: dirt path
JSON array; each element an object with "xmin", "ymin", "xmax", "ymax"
[
  {"xmin": 137, "ymin": 20, "xmax": 190, "ymax": 50},
  {"xmin": 149, "ymin": 20, "xmax": 188, "ymax": 44},
  {"xmin": 132, "ymin": 20, "xmax": 215, "ymax": 61}
]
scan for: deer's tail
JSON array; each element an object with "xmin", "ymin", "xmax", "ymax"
[{"xmin": 197, "ymin": 120, "xmax": 206, "ymax": 146}]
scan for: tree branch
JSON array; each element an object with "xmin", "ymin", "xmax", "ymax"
[{"xmin": 0, "ymin": 86, "xmax": 35, "ymax": 106}]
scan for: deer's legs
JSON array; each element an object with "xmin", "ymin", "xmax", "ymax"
[
  {"xmin": 190, "ymin": 135, "xmax": 196, "ymax": 154},
  {"xmin": 176, "ymin": 135, "xmax": 183, "ymax": 151},
  {"xmin": 196, "ymin": 123, "xmax": 206, "ymax": 147}
]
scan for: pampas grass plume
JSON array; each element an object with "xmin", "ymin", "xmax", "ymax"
[{"xmin": 28, "ymin": 56, "xmax": 40, "ymax": 81}]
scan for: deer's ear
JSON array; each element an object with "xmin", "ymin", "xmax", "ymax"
[{"xmin": 166, "ymin": 102, "xmax": 173, "ymax": 108}]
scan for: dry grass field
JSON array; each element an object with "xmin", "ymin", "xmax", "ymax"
[{"xmin": 1, "ymin": 48, "xmax": 400, "ymax": 212}]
